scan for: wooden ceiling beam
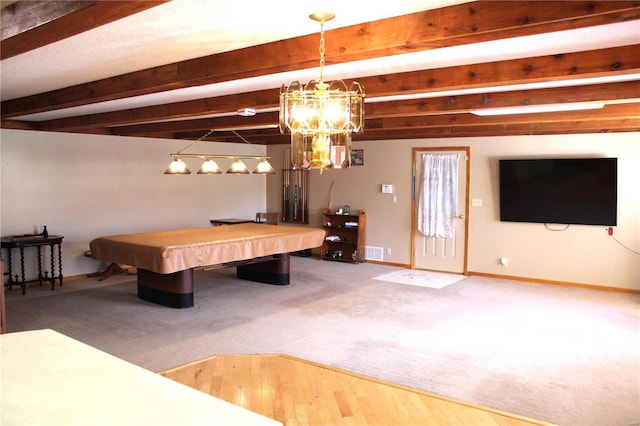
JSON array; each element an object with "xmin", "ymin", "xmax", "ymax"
[
  {"xmin": 177, "ymin": 1, "xmax": 640, "ymax": 84},
  {"xmin": 167, "ymin": 105, "xmax": 640, "ymax": 142},
  {"xmin": 111, "ymin": 112, "xmax": 281, "ymax": 137},
  {"xmin": 357, "ymin": 45, "xmax": 640, "ymax": 97},
  {"xmin": 0, "ymin": 0, "xmax": 169, "ymax": 60},
  {"xmin": 352, "ymin": 119, "xmax": 640, "ymax": 140},
  {"xmin": 324, "ymin": 1, "xmax": 640, "ymax": 60},
  {"xmin": 171, "ymin": 129, "xmax": 288, "ymax": 145},
  {"xmin": 2, "ymin": 1, "xmax": 638, "ymax": 117},
  {"xmin": 34, "ymin": 88, "xmax": 280, "ymax": 131},
  {"xmin": 366, "ymin": 81, "xmax": 640, "ymax": 117},
  {"xmin": 0, "ymin": 119, "xmax": 37, "ymax": 130},
  {"xmin": 106, "ymin": 81, "xmax": 639, "ymax": 139},
  {"xmin": 199, "ymin": 115, "xmax": 640, "ymax": 143},
  {"xmin": 365, "ymin": 104, "xmax": 640, "ymax": 130},
  {"xmin": 29, "ymin": 45, "xmax": 640, "ymax": 132},
  {"xmin": 111, "ymin": 116, "xmax": 640, "ymax": 143}
]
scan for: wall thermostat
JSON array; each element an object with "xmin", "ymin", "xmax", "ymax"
[{"xmin": 381, "ymin": 184, "xmax": 393, "ymax": 194}]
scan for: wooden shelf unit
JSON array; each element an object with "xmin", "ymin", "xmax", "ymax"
[{"xmin": 321, "ymin": 209, "xmax": 365, "ymax": 263}]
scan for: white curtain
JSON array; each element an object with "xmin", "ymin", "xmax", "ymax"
[{"xmin": 417, "ymin": 153, "xmax": 459, "ymax": 238}]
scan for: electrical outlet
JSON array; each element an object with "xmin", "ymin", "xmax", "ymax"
[{"xmin": 386, "ymin": 248, "xmax": 392, "ymax": 256}]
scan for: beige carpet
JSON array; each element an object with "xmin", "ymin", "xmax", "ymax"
[{"xmin": 4, "ymin": 258, "xmax": 639, "ymax": 426}]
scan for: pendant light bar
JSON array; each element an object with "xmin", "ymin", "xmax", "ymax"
[
  {"xmin": 165, "ymin": 154, "xmax": 275, "ymax": 175},
  {"xmin": 164, "ymin": 129, "xmax": 275, "ymax": 175}
]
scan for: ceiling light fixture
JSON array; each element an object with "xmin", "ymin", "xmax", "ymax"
[
  {"xmin": 237, "ymin": 108, "xmax": 257, "ymax": 116},
  {"xmin": 470, "ymin": 102, "xmax": 606, "ymax": 116},
  {"xmin": 279, "ymin": 12, "xmax": 365, "ymax": 172},
  {"xmin": 164, "ymin": 129, "xmax": 275, "ymax": 175}
]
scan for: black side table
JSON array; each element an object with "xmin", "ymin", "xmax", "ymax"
[{"xmin": 1, "ymin": 235, "xmax": 64, "ymax": 295}]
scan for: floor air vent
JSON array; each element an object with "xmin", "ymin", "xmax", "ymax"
[{"xmin": 365, "ymin": 246, "xmax": 384, "ymax": 261}]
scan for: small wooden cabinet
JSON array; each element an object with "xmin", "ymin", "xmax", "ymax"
[{"xmin": 321, "ymin": 209, "xmax": 365, "ymax": 263}]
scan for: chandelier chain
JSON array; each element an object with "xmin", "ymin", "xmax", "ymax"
[{"xmin": 319, "ymin": 20, "xmax": 325, "ymax": 83}]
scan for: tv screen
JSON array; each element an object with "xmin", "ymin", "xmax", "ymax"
[{"xmin": 499, "ymin": 158, "xmax": 617, "ymax": 226}]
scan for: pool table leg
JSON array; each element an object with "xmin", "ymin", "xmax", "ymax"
[
  {"xmin": 137, "ymin": 268, "xmax": 194, "ymax": 308},
  {"xmin": 236, "ymin": 253, "xmax": 290, "ymax": 285}
]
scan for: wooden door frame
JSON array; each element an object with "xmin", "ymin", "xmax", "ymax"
[{"xmin": 410, "ymin": 146, "xmax": 471, "ymax": 273}]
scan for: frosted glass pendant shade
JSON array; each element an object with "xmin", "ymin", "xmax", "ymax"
[
  {"xmin": 197, "ymin": 159, "xmax": 222, "ymax": 174},
  {"xmin": 164, "ymin": 157, "xmax": 191, "ymax": 174}
]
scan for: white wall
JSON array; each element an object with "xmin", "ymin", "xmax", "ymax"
[
  {"xmin": 1, "ymin": 130, "xmax": 268, "ymax": 277},
  {"xmin": 3, "ymin": 129, "xmax": 638, "ymax": 291},
  {"xmin": 267, "ymin": 132, "xmax": 640, "ymax": 290}
]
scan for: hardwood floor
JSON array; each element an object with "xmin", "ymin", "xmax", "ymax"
[{"xmin": 158, "ymin": 354, "xmax": 552, "ymax": 426}]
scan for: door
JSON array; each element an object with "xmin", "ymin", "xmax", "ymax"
[{"xmin": 411, "ymin": 147, "xmax": 469, "ymax": 273}]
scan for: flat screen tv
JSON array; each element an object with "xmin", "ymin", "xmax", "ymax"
[{"xmin": 499, "ymin": 158, "xmax": 617, "ymax": 226}]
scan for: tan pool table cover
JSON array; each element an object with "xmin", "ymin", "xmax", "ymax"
[{"xmin": 90, "ymin": 224, "xmax": 325, "ymax": 274}]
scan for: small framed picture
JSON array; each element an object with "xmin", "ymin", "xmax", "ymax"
[
  {"xmin": 343, "ymin": 205, "xmax": 350, "ymax": 214},
  {"xmin": 351, "ymin": 149, "xmax": 364, "ymax": 166}
]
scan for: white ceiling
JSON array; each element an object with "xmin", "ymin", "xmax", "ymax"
[
  {"xmin": 1, "ymin": 0, "xmax": 639, "ymax": 129},
  {"xmin": 1, "ymin": 0, "xmax": 467, "ymax": 100}
]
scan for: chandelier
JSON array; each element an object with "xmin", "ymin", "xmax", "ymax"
[
  {"xmin": 164, "ymin": 130, "xmax": 275, "ymax": 175},
  {"xmin": 279, "ymin": 12, "xmax": 365, "ymax": 171}
]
